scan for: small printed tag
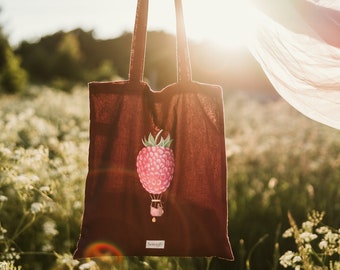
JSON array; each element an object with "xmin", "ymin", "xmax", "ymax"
[{"xmin": 146, "ymin": 240, "xmax": 165, "ymax": 249}]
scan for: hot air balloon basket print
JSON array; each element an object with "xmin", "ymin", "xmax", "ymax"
[{"xmin": 136, "ymin": 130, "xmax": 175, "ymax": 223}]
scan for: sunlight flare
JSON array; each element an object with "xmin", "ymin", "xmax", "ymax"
[{"xmin": 184, "ymin": 0, "xmax": 257, "ymax": 49}]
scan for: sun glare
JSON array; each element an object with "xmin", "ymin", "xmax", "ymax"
[{"xmin": 184, "ymin": 0, "xmax": 256, "ymax": 49}]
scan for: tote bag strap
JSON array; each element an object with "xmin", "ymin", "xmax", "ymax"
[{"xmin": 128, "ymin": 0, "xmax": 192, "ymax": 84}]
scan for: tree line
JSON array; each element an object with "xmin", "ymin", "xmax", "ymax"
[
  {"xmin": 0, "ymin": 25, "xmax": 27, "ymax": 94},
  {"xmin": 1, "ymin": 27, "xmax": 275, "ymax": 95}
]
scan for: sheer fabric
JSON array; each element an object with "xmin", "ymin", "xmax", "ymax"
[{"xmin": 248, "ymin": 0, "xmax": 340, "ymax": 129}]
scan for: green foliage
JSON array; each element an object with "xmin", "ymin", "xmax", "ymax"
[
  {"xmin": 0, "ymin": 87, "xmax": 88, "ymax": 269},
  {"xmin": 16, "ymin": 29, "xmax": 123, "ymax": 90},
  {"xmin": 0, "ymin": 87, "xmax": 339, "ymax": 269},
  {"xmin": 15, "ymin": 29, "xmax": 265, "ymax": 94},
  {"xmin": 223, "ymin": 92, "xmax": 340, "ymax": 269},
  {"xmin": 142, "ymin": 130, "xmax": 173, "ymax": 148},
  {"xmin": 50, "ymin": 33, "xmax": 83, "ymax": 91},
  {"xmin": 0, "ymin": 27, "xmax": 27, "ymax": 94}
]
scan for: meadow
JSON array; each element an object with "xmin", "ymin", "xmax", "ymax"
[{"xmin": 0, "ymin": 86, "xmax": 339, "ymax": 269}]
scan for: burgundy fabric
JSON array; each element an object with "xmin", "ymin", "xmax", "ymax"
[{"xmin": 74, "ymin": 0, "xmax": 233, "ymax": 260}]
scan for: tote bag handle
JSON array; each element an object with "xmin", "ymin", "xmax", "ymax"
[{"xmin": 128, "ymin": 0, "xmax": 192, "ymax": 84}]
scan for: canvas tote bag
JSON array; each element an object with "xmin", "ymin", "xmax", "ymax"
[{"xmin": 74, "ymin": 0, "xmax": 233, "ymax": 260}]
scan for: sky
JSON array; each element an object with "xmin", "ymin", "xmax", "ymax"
[{"xmin": 0, "ymin": 0, "xmax": 255, "ymax": 48}]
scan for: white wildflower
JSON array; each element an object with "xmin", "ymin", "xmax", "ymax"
[
  {"xmin": 282, "ymin": 227, "xmax": 294, "ymax": 238},
  {"xmin": 325, "ymin": 231, "xmax": 338, "ymax": 244},
  {"xmin": 30, "ymin": 174, "xmax": 39, "ymax": 182},
  {"xmin": 18, "ymin": 108, "xmax": 35, "ymax": 121},
  {"xmin": 0, "ymin": 261, "xmax": 8, "ymax": 269},
  {"xmin": 0, "ymin": 195, "xmax": 8, "ymax": 202},
  {"xmin": 43, "ymin": 220, "xmax": 58, "ymax": 236},
  {"xmin": 319, "ymin": 240, "xmax": 328, "ymax": 250},
  {"xmin": 299, "ymin": 232, "xmax": 317, "ymax": 243},
  {"xmin": 58, "ymin": 253, "xmax": 79, "ymax": 267},
  {"xmin": 0, "ymin": 146, "xmax": 11, "ymax": 156},
  {"xmin": 268, "ymin": 177, "xmax": 278, "ymax": 189},
  {"xmin": 15, "ymin": 175, "xmax": 30, "ymax": 185},
  {"xmin": 292, "ymin": 256, "xmax": 302, "ymax": 264},
  {"xmin": 302, "ymin": 221, "xmax": 314, "ymax": 232},
  {"xmin": 279, "ymin": 251, "xmax": 295, "ymax": 268},
  {"xmin": 73, "ymin": 201, "xmax": 82, "ymax": 210},
  {"xmin": 42, "ymin": 243, "xmax": 54, "ymax": 252},
  {"xmin": 316, "ymin": 226, "xmax": 329, "ymax": 234},
  {"xmin": 30, "ymin": 202, "xmax": 43, "ymax": 214},
  {"xmin": 79, "ymin": 260, "xmax": 97, "ymax": 270},
  {"xmin": 2, "ymin": 248, "xmax": 21, "ymax": 261},
  {"xmin": 0, "ymin": 227, "xmax": 7, "ymax": 234},
  {"xmin": 44, "ymin": 201, "xmax": 57, "ymax": 213}
]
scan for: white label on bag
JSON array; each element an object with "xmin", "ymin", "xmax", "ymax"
[{"xmin": 146, "ymin": 240, "xmax": 165, "ymax": 249}]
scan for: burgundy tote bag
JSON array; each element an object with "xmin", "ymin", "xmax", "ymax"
[{"xmin": 74, "ymin": 0, "xmax": 233, "ymax": 260}]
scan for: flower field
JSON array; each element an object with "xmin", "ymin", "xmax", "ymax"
[{"xmin": 0, "ymin": 87, "xmax": 339, "ymax": 269}]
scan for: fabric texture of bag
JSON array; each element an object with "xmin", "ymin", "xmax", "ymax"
[{"xmin": 74, "ymin": 0, "xmax": 233, "ymax": 260}]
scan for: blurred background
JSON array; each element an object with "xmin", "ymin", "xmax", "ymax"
[{"xmin": 0, "ymin": 0, "xmax": 339, "ymax": 269}]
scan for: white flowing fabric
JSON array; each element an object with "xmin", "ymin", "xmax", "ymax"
[
  {"xmin": 306, "ymin": 0, "xmax": 340, "ymax": 9},
  {"xmin": 248, "ymin": 1, "xmax": 340, "ymax": 129}
]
